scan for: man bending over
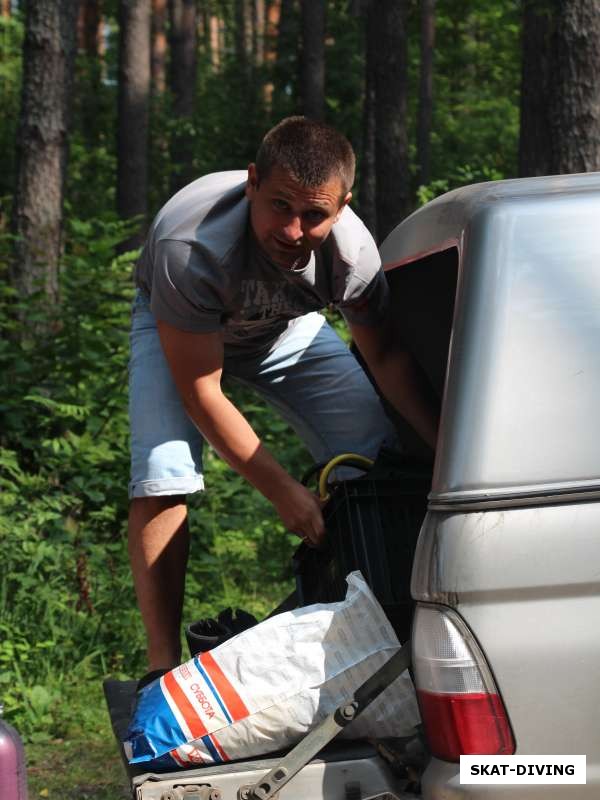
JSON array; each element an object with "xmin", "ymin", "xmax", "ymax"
[{"xmin": 128, "ymin": 116, "xmax": 438, "ymax": 685}]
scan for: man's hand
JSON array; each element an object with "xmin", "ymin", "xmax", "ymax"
[
  {"xmin": 156, "ymin": 320, "xmax": 326, "ymax": 541},
  {"xmin": 271, "ymin": 479, "xmax": 325, "ymax": 546}
]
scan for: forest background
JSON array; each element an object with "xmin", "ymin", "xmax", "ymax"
[{"xmin": 1, "ymin": 0, "xmax": 599, "ymax": 797}]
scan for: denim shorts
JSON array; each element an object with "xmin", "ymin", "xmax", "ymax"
[{"xmin": 128, "ymin": 290, "xmax": 396, "ymax": 498}]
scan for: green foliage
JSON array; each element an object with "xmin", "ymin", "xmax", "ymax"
[
  {"xmin": 0, "ymin": 13, "xmax": 23, "ymax": 198},
  {"xmin": 325, "ymin": 1, "xmax": 365, "ymax": 152},
  {"xmin": 423, "ymin": 0, "xmax": 521, "ymax": 184},
  {"xmin": 416, "ymin": 162, "xmax": 506, "ymax": 206},
  {"xmin": 0, "ymin": 218, "xmax": 306, "ymax": 742},
  {"xmin": 0, "ymin": 218, "xmax": 140, "ymax": 739}
]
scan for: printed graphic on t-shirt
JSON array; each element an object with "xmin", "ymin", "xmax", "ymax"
[{"xmin": 225, "ymin": 278, "xmax": 323, "ymax": 340}]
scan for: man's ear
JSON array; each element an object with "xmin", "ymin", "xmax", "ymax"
[
  {"xmin": 246, "ymin": 163, "xmax": 258, "ymax": 200},
  {"xmin": 334, "ymin": 191, "xmax": 352, "ymax": 222}
]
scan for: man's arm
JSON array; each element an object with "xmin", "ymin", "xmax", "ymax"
[
  {"xmin": 348, "ymin": 317, "xmax": 439, "ymax": 452},
  {"xmin": 157, "ymin": 320, "xmax": 325, "ymax": 544}
]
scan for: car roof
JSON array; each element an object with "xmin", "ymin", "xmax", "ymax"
[
  {"xmin": 380, "ymin": 171, "xmax": 600, "ymax": 269},
  {"xmin": 380, "ymin": 171, "xmax": 600, "ymax": 506}
]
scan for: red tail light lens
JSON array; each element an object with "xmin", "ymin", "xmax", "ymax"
[{"xmin": 412, "ymin": 604, "xmax": 515, "ymax": 762}]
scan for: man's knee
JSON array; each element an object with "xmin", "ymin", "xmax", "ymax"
[
  {"xmin": 131, "ymin": 494, "xmax": 187, "ymax": 510},
  {"xmin": 129, "ymin": 495, "xmax": 188, "ymax": 530}
]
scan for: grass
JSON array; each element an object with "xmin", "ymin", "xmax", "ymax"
[
  {"xmin": 22, "ymin": 678, "xmax": 131, "ymax": 800},
  {"xmin": 26, "ymin": 733, "xmax": 130, "ymax": 800}
]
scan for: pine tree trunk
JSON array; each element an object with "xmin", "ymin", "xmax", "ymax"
[
  {"xmin": 169, "ymin": 0, "xmax": 197, "ymax": 119},
  {"xmin": 245, "ymin": 0, "xmax": 254, "ymax": 62},
  {"xmin": 417, "ymin": 0, "xmax": 435, "ymax": 188},
  {"xmin": 273, "ymin": 0, "xmax": 297, "ymax": 115},
  {"xmin": 550, "ymin": 0, "xmax": 600, "ymax": 173},
  {"xmin": 151, "ymin": 0, "xmax": 167, "ymax": 94},
  {"xmin": 519, "ymin": 0, "xmax": 556, "ymax": 176},
  {"xmin": 300, "ymin": 0, "xmax": 325, "ymax": 120},
  {"xmin": 169, "ymin": 0, "xmax": 197, "ymax": 192},
  {"xmin": 199, "ymin": 4, "xmax": 210, "ymax": 61},
  {"xmin": 520, "ymin": 0, "xmax": 600, "ymax": 176},
  {"xmin": 276, "ymin": 0, "xmax": 296, "ymax": 65},
  {"xmin": 1, "ymin": 0, "xmax": 10, "ymax": 17},
  {"xmin": 372, "ymin": 0, "xmax": 409, "ymax": 241},
  {"xmin": 11, "ymin": 0, "xmax": 79, "ymax": 306},
  {"xmin": 78, "ymin": 0, "xmax": 103, "ymax": 143},
  {"xmin": 218, "ymin": 14, "xmax": 226, "ymax": 62},
  {"xmin": 254, "ymin": 0, "xmax": 265, "ymax": 66},
  {"xmin": 263, "ymin": 0, "xmax": 280, "ymax": 108},
  {"xmin": 265, "ymin": 0, "xmax": 281, "ymax": 64},
  {"xmin": 235, "ymin": 0, "xmax": 251, "ymax": 77},
  {"xmin": 77, "ymin": 0, "xmax": 101, "ymax": 54},
  {"xmin": 117, "ymin": 0, "xmax": 151, "ymax": 248},
  {"xmin": 359, "ymin": 3, "xmax": 376, "ymax": 237},
  {"xmin": 210, "ymin": 15, "xmax": 221, "ymax": 71}
]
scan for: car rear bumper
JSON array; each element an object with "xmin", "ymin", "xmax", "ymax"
[{"xmin": 422, "ymin": 757, "xmax": 599, "ymax": 799}]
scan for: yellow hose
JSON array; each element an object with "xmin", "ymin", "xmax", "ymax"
[{"xmin": 318, "ymin": 453, "xmax": 374, "ymax": 501}]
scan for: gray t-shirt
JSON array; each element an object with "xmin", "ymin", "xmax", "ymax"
[{"xmin": 136, "ymin": 170, "xmax": 389, "ymax": 353}]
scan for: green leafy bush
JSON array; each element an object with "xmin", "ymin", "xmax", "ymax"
[
  {"xmin": 0, "ymin": 213, "xmax": 310, "ymax": 741},
  {"xmin": 0, "ymin": 218, "xmax": 136, "ymax": 738},
  {"xmin": 0, "ymin": 13, "xmax": 23, "ymax": 198}
]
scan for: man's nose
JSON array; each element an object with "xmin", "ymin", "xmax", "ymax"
[{"xmin": 281, "ymin": 215, "xmax": 303, "ymax": 242}]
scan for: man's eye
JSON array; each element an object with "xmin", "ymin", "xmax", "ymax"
[
  {"xmin": 305, "ymin": 210, "xmax": 326, "ymax": 223},
  {"xmin": 273, "ymin": 199, "xmax": 289, "ymax": 211}
]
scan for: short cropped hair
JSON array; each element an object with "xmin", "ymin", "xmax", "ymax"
[{"xmin": 255, "ymin": 116, "xmax": 356, "ymax": 196}]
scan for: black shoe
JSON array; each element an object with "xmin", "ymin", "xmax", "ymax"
[{"xmin": 185, "ymin": 608, "xmax": 258, "ymax": 657}]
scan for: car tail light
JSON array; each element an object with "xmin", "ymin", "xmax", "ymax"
[{"xmin": 412, "ymin": 604, "xmax": 515, "ymax": 762}]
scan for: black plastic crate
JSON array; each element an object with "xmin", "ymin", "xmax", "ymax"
[{"xmin": 293, "ymin": 453, "xmax": 431, "ymax": 642}]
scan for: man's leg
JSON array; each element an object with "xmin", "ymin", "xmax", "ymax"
[
  {"xmin": 128, "ymin": 496, "xmax": 189, "ymax": 671},
  {"xmin": 226, "ymin": 312, "xmax": 398, "ymax": 469},
  {"xmin": 128, "ymin": 290, "xmax": 205, "ymax": 673}
]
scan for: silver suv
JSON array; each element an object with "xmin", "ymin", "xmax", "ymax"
[{"xmin": 381, "ymin": 171, "xmax": 600, "ymax": 799}]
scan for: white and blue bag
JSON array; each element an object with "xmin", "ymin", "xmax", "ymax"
[{"xmin": 124, "ymin": 572, "xmax": 420, "ymax": 768}]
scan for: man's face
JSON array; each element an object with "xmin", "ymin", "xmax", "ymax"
[{"xmin": 245, "ymin": 164, "xmax": 352, "ymax": 270}]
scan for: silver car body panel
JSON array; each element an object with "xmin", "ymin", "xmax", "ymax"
[
  {"xmin": 410, "ymin": 500, "xmax": 600, "ymax": 798},
  {"xmin": 381, "ymin": 172, "xmax": 600, "ymax": 504},
  {"xmin": 422, "ymin": 758, "xmax": 598, "ymax": 799},
  {"xmin": 382, "ymin": 173, "xmax": 600, "ymax": 798}
]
